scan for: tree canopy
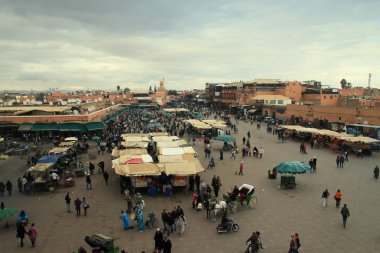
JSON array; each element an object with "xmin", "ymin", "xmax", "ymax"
[{"xmin": 167, "ymin": 90, "xmax": 178, "ymax": 95}]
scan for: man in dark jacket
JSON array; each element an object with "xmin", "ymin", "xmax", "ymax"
[
  {"xmin": 163, "ymin": 237, "xmax": 172, "ymax": 253},
  {"xmin": 195, "ymin": 174, "xmax": 200, "ymax": 192},
  {"xmin": 154, "ymin": 228, "xmax": 164, "ymax": 252},
  {"xmin": 17, "ymin": 223, "xmax": 29, "ymax": 247},
  {"xmin": 65, "ymin": 192, "xmax": 71, "ymax": 213},
  {"xmin": 188, "ymin": 176, "xmax": 194, "ymax": 192},
  {"xmin": 161, "ymin": 209, "xmax": 169, "ymax": 236},
  {"xmin": 341, "ymin": 204, "xmax": 350, "ymax": 228},
  {"xmin": 103, "ymin": 171, "xmax": 109, "ymax": 185}
]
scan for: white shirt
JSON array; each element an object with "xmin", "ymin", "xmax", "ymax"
[{"xmin": 50, "ymin": 173, "xmax": 58, "ymax": 180}]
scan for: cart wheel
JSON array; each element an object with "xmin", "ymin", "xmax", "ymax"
[
  {"xmin": 232, "ymin": 223, "xmax": 240, "ymax": 232},
  {"xmin": 249, "ymin": 196, "xmax": 257, "ymax": 208}
]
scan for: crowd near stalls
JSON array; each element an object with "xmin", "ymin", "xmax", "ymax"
[
  {"xmin": 280, "ymin": 125, "xmax": 380, "ymax": 156},
  {"xmin": 22, "ymin": 138, "xmax": 81, "ymax": 193},
  {"xmin": 112, "ymin": 133, "xmax": 204, "ymax": 196}
]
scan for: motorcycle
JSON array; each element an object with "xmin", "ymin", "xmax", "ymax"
[
  {"xmin": 145, "ymin": 212, "xmax": 159, "ymax": 229},
  {"xmin": 216, "ymin": 220, "xmax": 239, "ymax": 233}
]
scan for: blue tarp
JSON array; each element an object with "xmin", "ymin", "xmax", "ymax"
[{"xmin": 37, "ymin": 154, "xmax": 63, "ymax": 164}]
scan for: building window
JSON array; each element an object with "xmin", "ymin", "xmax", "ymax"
[
  {"xmin": 278, "ymin": 100, "xmax": 284, "ymax": 104},
  {"xmin": 270, "ymin": 100, "xmax": 276, "ymax": 104},
  {"xmin": 324, "ymin": 96, "xmax": 326, "ymax": 99},
  {"xmin": 339, "ymin": 117, "xmax": 341, "ymax": 120}
]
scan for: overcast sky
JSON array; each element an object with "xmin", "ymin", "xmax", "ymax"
[{"xmin": 0, "ymin": 0, "xmax": 379, "ymax": 91}]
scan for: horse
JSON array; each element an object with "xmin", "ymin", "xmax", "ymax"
[{"xmin": 209, "ymin": 199, "xmax": 227, "ymax": 222}]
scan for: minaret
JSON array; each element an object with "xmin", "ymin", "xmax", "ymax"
[{"xmin": 159, "ymin": 79, "xmax": 165, "ymax": 92}]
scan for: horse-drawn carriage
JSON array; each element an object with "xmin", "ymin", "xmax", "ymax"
[{"xmin": 223, "ymin": 184, "xmax": 257, "ymax": 213}]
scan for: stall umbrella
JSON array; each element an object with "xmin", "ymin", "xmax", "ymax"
[{"xmin": 274, "ymin": 161, "xmax": 311, "ymax": 189}]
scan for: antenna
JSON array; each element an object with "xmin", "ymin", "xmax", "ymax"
[{"xmin": 368, "ymin": 73, "xmax": 371, "ymax": 89}]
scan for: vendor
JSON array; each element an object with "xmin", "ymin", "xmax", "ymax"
[
  {"xmin": 50, "ymin": 172, "xmax": 59, "ymax": 186},
  {"xmin": 268, "ymin": 168, "xmax": 277, "ymax": 179}
]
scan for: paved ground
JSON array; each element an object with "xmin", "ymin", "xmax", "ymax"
[{"xmin": 1, "ymin": 117, "xmax": 380, "ymax": 253}]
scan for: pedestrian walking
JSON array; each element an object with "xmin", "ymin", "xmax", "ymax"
[
  {"xmin": 195, "ymin": 174, "xmax": 200, "ymax": 192},
  {"xmin": 161, "ymin": 209, "xmax": 170, "ymax": 236},
  {"xmin": 239, "ymin": 161, "xmax": 244, "ymax": 175},
  {"xmin": 86, "ymin": 175, "xmax": 92, "ymax": 190},
  {"xmin": 259, "ymin": 147, "xmax": 264, "ymax": 158},
  {"xmin": 177, "ymin": 214, "xmax": 186, "ymax": 237},
  {"xmin": 339, "ymin": 155, "xmax": 345, "ymax": 168},
  {"xmin": 17, "ymin": 177, "xmax": 23, "ymax": 193},
  {"xmin": 334, "ymin": 189, "xmax": 342, "ymax": 208},
  {"xmin": 219, "ymin": 150, "xmax": 223, "ymax": 160},
  {"xmin": 154, "ymin": 228, "xmax": 164, "ymax": 252},
  {"xmin": 312, "ymin": 156, "xmax": 317, "ymax": 173},
  {"xmin": 17, "ymin": 223, "xmax": 30, "ymax": 247},
  {"xmin": 65, "ymin": 192, "xmax": 71, "ymax": 213},
  {"xmin": 83, "ymin": 197, "xmax": 89, "ymax": 216},
  {"xmin": 374, "ymin": 165, "xmax": 379, "ymax": 179},
  {"xmin": 288, "ymin": 234, "xmax": 297, "ymax": 253},
  {"xmin": 341, "ymin": 204, "xmax": 350, "ymax": 228},
  {"xmin": 231, "ymin": 148, "xmax": 236, "ymax": 160},
  {"xmin": 136, "ymin": 207, "xmax": 144, "ymax": 232},
  {"xmin": 188, "ymin": 176, "xmax": 194, "ymax": 192},
  {"xmin": 5, "ymin": 180, "xmax": 12, "ymax": 196},
  {"xmin": 103, "ymin": 171, "xmax": 109, "ymax": 185},
  {"xmin": 74, "ymin": 197, "xmax": 82, "ymax": 217},
  {"xmin": 322, "ymin": 189, "xmax": 330, "ymax": 207},
  {"xmin": 163, "ymin": 236, "xmax": 172, "ymax": 253},
  {"xmin": 345, "ymin": 151, "xmax": 349, "ymax": 162},
  {"xmin": 336, "ymin": 155, "xmax": 340, "ymax": 168},
  {"xmin": 294, "ymin": 233, "xmax": 301, "ymax": 252},
  {"xmin": 28, "ymin": 223, "xmax": 38, "ymax": 247}
]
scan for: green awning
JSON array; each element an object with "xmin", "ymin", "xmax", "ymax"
[
  {"xmin": 18, "ymin": 123, "xmax": 33, "ymax": 131},
  {"xmin": 31, "ymin": 123, "xmax": 59, "ymax": 131},
  {"xmin": 59, "ymin": 123, "xmax": 86, "ymax": 132},
  {"xmin": 0, "ymin": 123, "xmax": 19, "ymax": 128},
  {"xmin": 85, "ymin": 122, "xmax": 104, "ymax": 131}
]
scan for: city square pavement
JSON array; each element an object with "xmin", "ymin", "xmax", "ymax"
[{"xmin": 1, "ymin": 117, "xmax": 380, "ymax": 253}]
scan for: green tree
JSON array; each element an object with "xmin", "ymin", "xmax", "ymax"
[
  {"xmin": 168, "ymin": 90, "xmax": 178, "ymax": 95},
  {"xmin": 149, "ymin": 86, "xmax": 152, "ymax": 92},
  {"xmin": 154, "ymin": 85, "xmax": 157, "ymax": 92},
  {"xmin": 117, "ymin": 85, "xmax": 120, "ymax": 92},
  {"xmin": 340, "ymin": 79, "xmax": 347, "ymax": 89},
  {"xmin": 124, "ymin": 87, "xmax": 130, "ymax": 94}
]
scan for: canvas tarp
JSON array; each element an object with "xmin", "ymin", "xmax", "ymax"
[
  {"xmin": 49, "ymin": 147, "xmax": 70, "ymax": 154},
  {"xmin": 148, "ymin": 132, "xmax": 168, "ymax": 137},
  {"xmin": 156, "ymin": 141, "xmax": 180, "ymax": 148},
  {"xmin": 158, "ymin": 147, "xmax": 185, "ymax": 156},
  {"xmin": 182, "ymin": 146, "xmax": 196, "ymax": 154},
  {"xmin": 121, "ymin": 136, "xmax": 150, "ymax": 142},
  {"xmin": 37, "ymin": 154, "xmax": 62, "ymax": 164},
  {"xmin": 152, "ymin": 136, "xmax": 179, "ymax": 142},
  {"xmin": 59, "ymin": 141, "xmax": 76, "ymax": 147},
  {"xmin": 158, "ymin": 155, "xmax": 185, "ymax": 163},
  {"xmin": 121, "ymin": 133, "xmax": 149, "ymax": 138},
  {"xmin": 164, "ymin": 162, "xmax": 197, "ymax": 175},
  {"xmin": 27, "ymin": 163, "xmax": 55, "ymax": 172},
  {"xmin": 118, "ymin": 149, "xmax": 148, "ymax": 157},
  {"xmin": 340, "ymin": 136, "xmax": 380, "ymax": 143},
  {"xmin": 65, "ymin": 137, "xmax": 78, "ymax": 141},
  {"xmin": 119, "ymin": 154, "xmax": 153, "ymax": 164},
  {"xmin": 121, "ymin": 141, "xmax": 148, "ymax": 148},
  {"xmin": 114, "ymin": 163, "xmax": 161, "ymax": 176}
]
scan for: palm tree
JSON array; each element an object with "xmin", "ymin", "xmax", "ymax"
[{"xmin": 117, "ymin": 85, "xmax": 120, "ymax": 92}]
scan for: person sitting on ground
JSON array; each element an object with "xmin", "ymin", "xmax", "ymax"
[{"xmin": 268, "ymin": 168, "xmax": 277, "ymax": 179}]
